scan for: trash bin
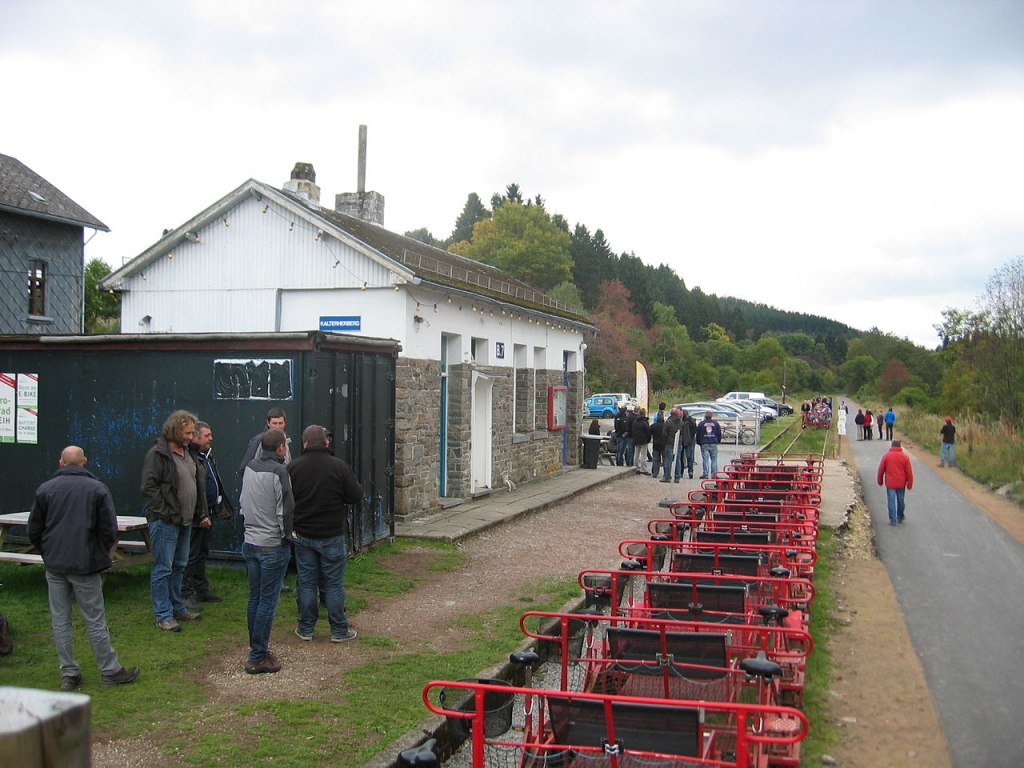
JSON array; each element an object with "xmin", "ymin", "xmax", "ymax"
[{"xmin": 581, "ymin": 434, "xmax": 603, "ymax": 469}]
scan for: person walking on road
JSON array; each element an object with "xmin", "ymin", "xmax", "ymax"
[
  {"xmin": 939, "ymin": 416, "xmax": 957, "ymax": 467},
  {"xmin": 884, "ymin": 407, "xmax": 896, "ymax": 441},
  {"xmin": 877, "ymin": 439, "xmax": 914, "ymax": 525},
  {"xmin": 28, "ymin": 446, "xmax": 141, "ymax": 690}
]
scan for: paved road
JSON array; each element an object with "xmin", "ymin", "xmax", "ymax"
[{"xmin": 841, "ymin": 407, "xmax": 1024, "ymax": 768}]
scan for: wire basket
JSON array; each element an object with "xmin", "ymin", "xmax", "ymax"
[{"xmin": 439, "ymin": 679, "xmax": 515, "ymax": 740}]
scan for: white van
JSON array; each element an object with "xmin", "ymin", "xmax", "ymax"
[{"xmin": 718, "ymin": 391, "xmax": 767, "ymax": 402}]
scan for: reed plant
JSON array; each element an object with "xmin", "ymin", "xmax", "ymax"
[{"xmin": 864, "ymin": 403, "xmax": 1024, "ymax": 498}]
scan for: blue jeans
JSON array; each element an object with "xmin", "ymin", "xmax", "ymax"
[
  {"xmin": 940, "ymin": 443, "xmax": 956, "ymax": 466},
  {"xmin": 294, "ymin": 534, "xmax": 350, "ymax": 637},
  {"xmin": 660, "ymin": 444, "xmax": 673, "ymax": 480},
  {"xmin": 700, "ymin": 443, "xmax": 719, "ymax": 478},
  {"xmin": 624, "ymin": 438, "xmax": 636, "ymax": 467},
  {"xmin": 615, "ymin": 439, "xmax": 628, "ymax": 466},
  {"xmin": 677, "ymin": 444, "xmax": 695, "ymax": 479},
  {"xmin": 243, "ymin": 541, "xmax": 291, "ymax": 662},
  {"xmin": 886, "ymin": 487, "xmax": 906, "ymax": 523},
  {"xmin": 46, "ymin": 570, "xmax": 122, "ymax": 676},
  {"xmin": 149, "ymin": 519, "xmax": 191, "ymax": 622}
]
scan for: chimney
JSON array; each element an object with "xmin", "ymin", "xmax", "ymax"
[
  {"xmin": 335, "ymin": 125, "xmax": 385, "ymax": 224},
  {"xmin": 283, "ymin": 162, "xmax": 321, "ymax": 206}
]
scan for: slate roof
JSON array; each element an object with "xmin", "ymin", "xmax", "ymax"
[
  {"xmin": 103, "ymin": 177, "xmax": 590, "ymax": 325},
  {"xmin": 0, "ymin": 153, "xmax": 109, "ymax": 231},
  {"xmin": 293, "ymin": 196, "xmax": 590, "ymax": 323}
]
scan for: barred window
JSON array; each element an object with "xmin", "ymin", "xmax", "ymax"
[{"xmin": 28, "ymin": 260, "xmax": 46, "ymax": 316}]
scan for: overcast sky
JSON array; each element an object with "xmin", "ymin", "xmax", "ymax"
[{"xmin": 3, "ymin": 0, "xmax": 1022, "ymax": 348}]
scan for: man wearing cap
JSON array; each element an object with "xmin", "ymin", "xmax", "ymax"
[
  {"xmin": 939, "ymin": 417, "xmax": 956, "ymax": 467},
  {"xmin": 877, "ymin": 440, "xmax": 914, "ymax": 525}
]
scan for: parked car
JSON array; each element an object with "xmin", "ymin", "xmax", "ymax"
[
  {"xmin": 751, "ymin": 396, "xmax": 793, "ymax": 417},
  {"xmin": 591, "ymin": 392, "xmax": 634, "ymax": 411},
  {"xmin": 719, "ymin": 391, "xmax": 767, "ymax": 401},
  {"xmin": 586, "ymin": 396, "xmax": 619, "ymax": 418},
  {"xmin": 729, "ymin": 399, "xmax": 776, "ymax": 422},
  {"xmin": 675, "ymin": 402, "xmax": 761, "ymax": 424}
]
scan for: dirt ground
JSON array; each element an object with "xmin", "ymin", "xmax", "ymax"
[{"xmin": 93, "ymin": 439, "xmax": 1024, "ymax": 767}]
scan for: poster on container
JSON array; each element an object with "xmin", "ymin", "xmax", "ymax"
[
  {"xmin": 16, "ymin": 373, "xmax": 39, "ymax": 444},
  {"xmin": 0, "ymin": 373, "xmax": 15, "ymax": 443}
]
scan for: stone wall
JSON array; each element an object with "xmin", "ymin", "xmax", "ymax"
[{"xmin": 394, "ymin": 357, "xmax": 586, "ymax": 522}]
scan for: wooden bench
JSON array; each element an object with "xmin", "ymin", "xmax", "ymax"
[{"xmin": 0, "ymin": 552, "xmax": 44, "ymax": 566}]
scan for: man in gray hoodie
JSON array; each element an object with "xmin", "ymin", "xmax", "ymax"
[{"xmin": 240, "ymin": 428, "xmax": 294, "ymax": 674}]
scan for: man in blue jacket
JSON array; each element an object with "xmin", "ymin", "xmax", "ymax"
[
  {"xmin": 696, "ymin": 411, "xmax": 722, "ymax": 479},
  {"xmin": 29, "ymin": 446, "xmax": 140, "ymax": 690}
]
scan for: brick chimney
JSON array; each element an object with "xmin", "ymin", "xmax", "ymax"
[
  {"xmin": 283, "ymin": 162, "xmax": 320, "ymax": 206},
  {"xmin": 335, "ymin": 125, "xmax": 385, "ymax": 224}
]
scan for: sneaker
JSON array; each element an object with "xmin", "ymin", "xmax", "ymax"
[
  {"xmin": 659, "ymin": 478, "xmax": 670, "ymax": 483},
  {"xmin": 245, "ymin": 651, "xmax": 282, "ymax": 674},
  {"xmin": 184, "ymin": 596, "xmax": 201, "ymax": 611},
  {"xmin": 101, "ymin": 666, "xmax": 141, "ymax": 687},
  {"xmin": 889, "ymin": 521, "xmax": 897, "ymax": 526},
  {"xmin": 330, "ymin": 630, "xmax": 357, "ymax": 643},
  {"xmin": 294, "ymin": 628, "xmax": 313, "ymax": 641},
  {"xmin": 157, "ymin": 618, "xmax": 182, "ymax": 632},
  {"xmin": 197, "ymin": 592, "xmax": 223, "ymax": 603},
  {"xmin": 174, "ymin": 611, "xmax": 203, "ymax": 622},
  {"xmin": 689, "ymin": 474, "xmax": 694, "ymax": 479},
  {"xmin": 60, "ymin": 673, "xmax": 83, "ymax": 691},
  {"xmin": 673, "ymin": 478, "xmax": 680, "ymax": 483}
]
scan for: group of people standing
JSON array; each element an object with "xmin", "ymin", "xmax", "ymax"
[
  {"xmin": 605, "ymin": 403, "xmax": 723, "ymax": 482},
  {"xmin": 20, "ymin": 406, "xmax": 363, "ymax": 690},
  {"xmin": 854, "ymin": 407, "xmax": 897, "ymax": 441}
]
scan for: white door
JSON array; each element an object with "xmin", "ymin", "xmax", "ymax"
[{"xmin": 471, "ymin": 371, "xmax": 493, "ymax": 493}]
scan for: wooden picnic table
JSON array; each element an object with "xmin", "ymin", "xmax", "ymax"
[{"xmin": 0, "ymin": 512, "xmax": 153, "ymax": 570}]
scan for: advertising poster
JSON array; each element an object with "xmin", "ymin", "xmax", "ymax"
[
  {"xmin": 13, "ymin": 373, "xmax": 39, "ymax": 444},
  {"xmin": 0, "ymin": 373, "xmax": 14, "ymax": 443}
]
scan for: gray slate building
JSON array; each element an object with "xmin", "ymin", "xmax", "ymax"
[{"xmin": 0, "ymin": 154, "xmax": 109, "ymax": 334}]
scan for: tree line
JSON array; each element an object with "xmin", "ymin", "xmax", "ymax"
[
  {"xmin": 411, "ymin": 186, "xmax": 1023, "ymax": 432},
  {"xmin": 82, "ymin": 185, "xmax": 1024, "ymax": 431}
]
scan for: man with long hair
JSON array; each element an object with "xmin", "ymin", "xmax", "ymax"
[{"xmin": 142, "ymin": 410, "xmax": 210, "ymax": 632}]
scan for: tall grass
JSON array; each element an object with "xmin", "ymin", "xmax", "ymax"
[{"xmin": 864, "ymin": 404, "xmax": 1024, "ymax": 495}]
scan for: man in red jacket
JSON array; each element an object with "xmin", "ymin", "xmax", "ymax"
[{"xmin": 877, "ymin": 440, "xmax": 914, "ymax": 525}]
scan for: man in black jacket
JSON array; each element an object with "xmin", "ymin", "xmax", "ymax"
[
  {"xmin": 29, "ymin": 446, "xmax": 140, "ymax": 690},
  {"xmin": 142, "ymin": 410, "xmax": 209, "ymax": 632},
  {"xmin": 183, "ymin": 421, "xmax": 235, "ymax": 609},
  {"xmin": 287, "ymin": 425, "xmax": 364, "ymax": 643}
]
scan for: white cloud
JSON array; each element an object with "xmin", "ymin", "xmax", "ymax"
[{"xmin": 2, "ymin": 0, "xmax": 1022, "ymax": 349}]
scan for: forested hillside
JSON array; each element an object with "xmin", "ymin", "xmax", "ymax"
[{"xmin": 407, "ymin": 186, "xmax": 1024, "ymax": 432}]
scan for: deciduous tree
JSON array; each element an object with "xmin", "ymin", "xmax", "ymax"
[{"xmin": 465, "ymin": 202, "xmax": 573, "ymax": 290}]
